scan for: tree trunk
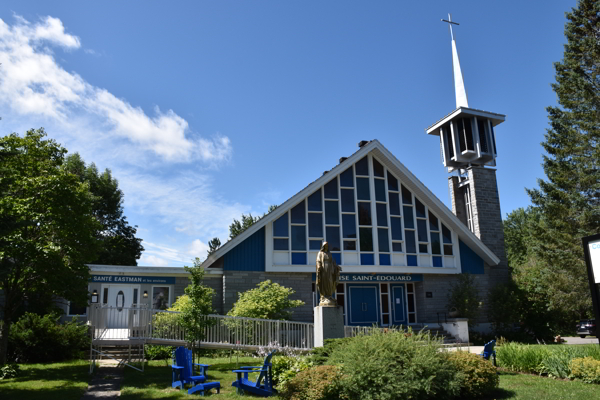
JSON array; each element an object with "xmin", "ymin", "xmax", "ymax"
[{"xmin": 0, "ymin": 315, "xmax": 11, "ymax": 365}]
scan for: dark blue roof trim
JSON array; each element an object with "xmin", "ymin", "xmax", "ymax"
[
  {"xmin": 224, "ymin": 227, "xmax": 265, "ymax": 271},
  {"xmin": 459, "ymin": 240, "xmax": 484, "ymax": 274}
]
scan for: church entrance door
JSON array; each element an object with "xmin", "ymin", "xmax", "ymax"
[
  {"xmin": 391, "ymin": 284, "xmax": 407, "ymax": 325},
  {"xmin": 347, "ymin": 284, "xmax": 379, "ymax": 326}
]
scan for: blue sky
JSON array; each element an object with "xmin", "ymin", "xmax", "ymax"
[{"xmin": 0, "ymin": 1, "xmax": 575, "ymax": 267}]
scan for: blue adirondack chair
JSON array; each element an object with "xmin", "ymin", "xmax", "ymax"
[
  {"xmin": 172, "ymin": 347, "xmax": 221, "ymax": 395},
  {"xmin": 481, "ymin": 339, "xmax": 497, "ymax": 367},
  {"xmin": 231, "ymin": 350, "xmax": 277, "ymax": 397}
]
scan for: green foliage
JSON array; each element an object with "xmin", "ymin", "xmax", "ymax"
[
  {"xmin": 227, "ymin": 280, "xmax": 304, "ymax": 320},
  {"xmin": 327, "ymin": 329, "xmax": 460, "ymax": 400},
  {"xmin": 228, "ymin": 205, "xmax": 278, "ymax": 239},
  {"xmin": 447, "ymin": 351, "xmax": 499, "ymax": 398},
  {"xmin": 308, "ymin": 337, "xmax": 353, "ymax": 366},
  {"xmin": 0, "ymin": 129, "xmax": 101, "ymax": 364},
  {"xmin": 271, "ymin": 355, "xmax": 313, "ymax": 390},
  {"xmin": 144, "ymin": 345, "xmax": 174, "ymax": 360},
  {"xmin": 523, "ymin": 0, "xmax": 600, "ymax": 324},
  {"xmin": 447, "ymin": 274, "xmax": 481, "ymax": 322},
  {"xmin": 207, "ymin": 237, "xmax": 221, "ymax": 256},
  {"xmin": 229, "ymin": 213, "xmax": 260, "ymax": 239},
  {"xmin": 569, "ymin": 357, "xmax": 600, "ymax": 384},
  {"xmin": 181, "ymin": 258, "xmax": 216, "ymax": 344},
  {"xmin": 497, "ymin": 343, "xmax": 600, "ymax": 376},
  {"xmin": 279, "ymin": 365, "xmax": 342, "ymax": 400},
  {"xmin": 0, "ymin": 364, "xmax": 19, "ymax": 379},
  {"xmin": 64, "ymin": 153, "xmax": 144, "ymax": 265},
  {"xmin": 7, "ymin": 313, "xmax": 90, "ymax": 363}
]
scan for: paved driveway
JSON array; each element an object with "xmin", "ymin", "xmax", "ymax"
[{"xmin": 562, "ymin": 336, "xmax": 599, "ymax": 345}]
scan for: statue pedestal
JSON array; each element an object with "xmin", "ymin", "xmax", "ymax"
[{"xmin": 314, "ymin": 306, "xmax": 344, "ymax": 347}]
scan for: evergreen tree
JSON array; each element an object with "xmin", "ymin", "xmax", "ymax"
[
  {"xmin": 526, "ymin": 0, "xmax": 600, "ymax": 320},
  {"xmin": 228, "ymin": 205, "xmax": 278, "ymax": 240},
  {"xmin": 207, "ymin": 237, "xmax": 221, "ymax": 256}
]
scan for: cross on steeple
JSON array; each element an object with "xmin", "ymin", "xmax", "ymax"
[
  {"xmin": 441, "ymin": 14, "xmax": 459, "ymax": 41},
  {"xmin": 441, "ymin": 13, "xmax": 468, "ymax": 109}
]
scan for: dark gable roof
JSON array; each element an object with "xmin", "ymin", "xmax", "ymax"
[{"xmin": 202, "ymin": 140, "xmax": 500, "ymax": 268}]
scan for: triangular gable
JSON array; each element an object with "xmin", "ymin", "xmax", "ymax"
[{"xmin": 202, "ymin": 140, "xmax": 500, "ymax": 269}]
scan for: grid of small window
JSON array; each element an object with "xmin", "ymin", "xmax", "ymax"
[
  {"xmin": 290, "ymin": 201, "xmax": 307, "ymax": 264},
  {"xmin": 415, "ymin": 198, "xmax": 429, "ymax": 256},
  {"xmin": 402, "ymin": 185, "xmax": 418, "ymax": 266},
  {"xmin": 336, "ymin": 284, "xmax": 345, "ymax": 321},
  {"xmin": 324, "ymin": 178, "xmax": 342, "ymax": 265},
  {"xmin": 356, "ymin": 156, "xmax": 374, "ymax": 265},
  {"xmin": 340, "ymin": 166, "xmax": 357, "ymax": 255},
  {"xmin": 272, "ymin": 154, "xmax": 456, "ymax": 268},
  {"xmin": 429, "ymin": 211, "xmax": 442, "ymax": 267}
]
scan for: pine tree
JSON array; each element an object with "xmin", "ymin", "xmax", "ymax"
[{"xmin": 526, "ymin": 0, "xmax": 600, "ymax": 320}]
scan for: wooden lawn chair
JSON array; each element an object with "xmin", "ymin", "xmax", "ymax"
[
  {"xmin": 172, "ymin": 346, "xmax": 221, "ymax": 395},
  {"xmin": 231, "ymin": 350, "xmax": 277, "ymax": 397}
]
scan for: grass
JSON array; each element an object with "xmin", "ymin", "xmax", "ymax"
[
  {"xmin": 0, "ymin": 360, "xmax": 89, "ymax": 400},
  {"xmin": 120, "ymin": 356, "xmax": 262, "ymax": 399},
  {"xmin": 482, "ymin": 371, "xmax": 600, "ymax": 400},
  {"xmin": 3, "ymin": 356, "xmax": 600, "ymax": 400}
]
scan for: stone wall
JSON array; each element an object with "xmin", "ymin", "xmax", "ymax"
[
  {"xmin": 415, "ymin": 264, "xmax": 494, "ymax": 325},
  {"xmin": 223, "ymin": 271, "xmax": 313, "ymax": 322}
]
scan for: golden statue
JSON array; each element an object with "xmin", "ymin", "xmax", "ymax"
[{"xmin": 316, "ymin": 242, "xmax": 342, "ymax": 307}]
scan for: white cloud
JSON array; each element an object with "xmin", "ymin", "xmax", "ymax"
[
  {"xmin": 139, "ymin": 254, "xmax": 169, "ymax": 267},
  {"xmin": 0, "ymin": 15, "xmax": 232, "ymax": 162}
]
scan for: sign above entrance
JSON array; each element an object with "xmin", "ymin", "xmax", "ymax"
[
  {"xmin": 311, "ymin": 273, "xmax": 423, "ymax": 282},
  {"xmin": 90, "ymin": 275, "xmax": 176, "ymax": 284}
]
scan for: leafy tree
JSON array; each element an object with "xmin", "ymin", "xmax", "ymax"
[
  {"xmin": 227, "ymin": 280, "xmax": 304, "ymax": 320},
  {"xmin": 228, "ymin": 205, "xmax": 278, "ymax": 240},
  {"xmin": 0, "ymin": 129, "xmax": 100, "ymax": 364},
  {"xmin": 181, "ymin": 258, "xmax": 215, "ymax": 354},
  {"xmin": 525, "ymin": 0, "xmax": 599, "ymax": 321},
  {"xmin": 447, "ymin": 274, "xmax": 481, "ymax": 323},
  {"xmin": 207, "ymin": 237, "xmax": 221, "ymax": 256},
  {"xmin": 64, "ymin": 153, "xmax": 144, "ymax": 265}
]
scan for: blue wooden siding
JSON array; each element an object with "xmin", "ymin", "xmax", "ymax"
[
  {"xmin": 459, "ymin": 240, "xmax": 484, "ymax": 274},
  {"xmin": 223, "ymin": 227, "xmax": 266, "ymax": 271}
]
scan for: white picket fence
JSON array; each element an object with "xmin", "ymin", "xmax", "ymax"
[{"xmin": 89, "ymin": 305, "xmax": 314, "ymax": 350}]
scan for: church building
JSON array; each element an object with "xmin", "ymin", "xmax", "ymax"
[{"xmin": 67, "ymin": 16, "xmax": 509, "ymax": 331}]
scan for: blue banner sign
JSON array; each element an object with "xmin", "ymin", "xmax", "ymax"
[
  {"xmin": 89, "ymin": 275, "xmax": 176, "ymax": 284},
  {"xmin": 311, "ymin": 273, "xmax": 423, "ymax": 282}
]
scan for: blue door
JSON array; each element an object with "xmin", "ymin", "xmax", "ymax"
[
  {"xmin": 347, "ymin": 284, "xmax": 379, "ymax": 326},
  {"xmin": 391, "ymin": 285, "xmax": 407, "ymax": 325}
]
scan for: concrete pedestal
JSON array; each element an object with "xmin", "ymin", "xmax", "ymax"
[{"xmin": 314, "ymin": 306, "xmax": 344, "ymax": 347}]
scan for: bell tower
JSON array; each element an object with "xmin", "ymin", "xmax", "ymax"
[{"xmin": 426, "ymin": 14, "xmax": 508, "ymax": 274}]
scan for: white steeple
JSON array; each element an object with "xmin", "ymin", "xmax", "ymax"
[{"xmin": 442, "ymin": 14, "xmax": 469, "ymax": 109}]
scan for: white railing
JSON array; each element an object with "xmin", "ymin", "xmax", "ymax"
[{"xmin": 88, "ymin": 305, "xmax": 314, "ymax": 350}]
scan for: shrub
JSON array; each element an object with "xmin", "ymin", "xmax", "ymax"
[
  {"xmin": 0, "ymin": 364, "xmax": 20, "ymax": 379},
  {"xmin": 327, "ymin": 329, "xmax": 460, "ymax": 400},
  {"xmin": 309, "ymin": 337, "xmax": 353, "ymax": 366},
  {"xmin": 447, "ymin": 351, "xmax": 498, "ymax": 398},
  {"xmin": 279, "ymin": 365, "xmax": 341, "ymax": 400},
  {"xmin": 8, "ymin": 313, "xmax": 90, "ymax": 363},
  {"xmin": 227, "ymin": 280, "xmax": 304, "ymax": 320},
  {"xmin": 272, "ymin": 355, "xmax": 313, "ymax": 390},
  {"xmin": 569, "ymin": 357, "xmax": 600, "ymax": 384},
  {"xmin": 145, "ymin": 345, "xmax": 174, "ymax": 360}
]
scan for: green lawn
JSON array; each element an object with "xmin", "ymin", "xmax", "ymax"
[
  {"xmin": 483, "ymin": 371, "xmax": 600, "ymax": 400},
  {"xmin": 2, "ymin": 358, "xmax": 600, "ymax": 400},
  {"xmin": 120, "ymin": 356, "xmax": 261, "ymax": 399},
  {"xmin": 0, "ymin": 360, "xmax": 89, "ymax": 400}
]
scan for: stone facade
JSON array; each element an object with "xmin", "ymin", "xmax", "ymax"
[
  {"xmin": 223, "ymin": 271, "xmax": 313, "ymax": 322},
  {"xmin": 448, "ymin": 167, "xmax": 509, "ymax": 282}
]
